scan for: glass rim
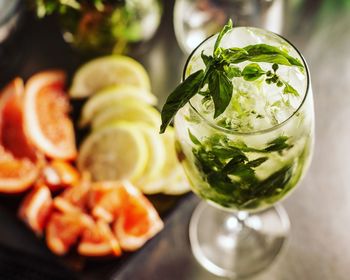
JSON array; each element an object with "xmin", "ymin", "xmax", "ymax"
[{"xmin": 182, "ymin": 26, "xmax": 311, "ymax": 136}]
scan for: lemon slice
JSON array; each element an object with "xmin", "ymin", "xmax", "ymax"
[
  {"xmin": 77, "ymin": 122, "xmax": 148, "ymax": 182},
  {"xmin": 140, "ymin": 127, "xmax": 190, "ymax": 195},
  {"xmin": 70, "ymin": 55, "xmax": 151, "ymax": 98},
  {"xmin": 162, "ymin": 166, "xmax": 191, "ymax": 195},
  {"xmin": 92, "ymin": 101, "xmax": 160, "ymax": 131},
  {"xmin": 133, "ymin": 125, "xmax": 166, "ymax": 189},
  {"xmin": 80, "ymin": 85, "xmax": 157, "ymax": 127}
]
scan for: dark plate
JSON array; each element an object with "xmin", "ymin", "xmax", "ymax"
[{"xmin": 0, "ymin": 7, "xmax": 189, "ymax": 280}]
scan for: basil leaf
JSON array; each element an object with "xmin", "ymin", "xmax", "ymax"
[
  {"xmin": 243, "ymin": 44, "xmax": 303, "ymax": 67},
  {"xmin": 249, "ymin": 54, "xmax": 291, "ymax": 65},
  {"xmin": 214, "ymin": 19, "xmax": 233, "ymax": 57},
  {"xmin": 224, "ymin": 65, "xmax": 242, "ymax": 79},
  {"xmin": 207, "ymin": 70, "xmax": 233, "ymax": 118},
  {"xmin": 201, "ymin": 51, "xmax": 213, "ymax": 67},
  {"xmin": 221, "ymin": 48, "xmax": 249, "ymax": 63},
  {"xmin": 160, "ymin": 70, "xmax": 204, "ymax": 133},
  {"xmin": 283, "ymin": 81, "xmax": 299, "ymax": 96},
  {"xmin": 242, "ymin": 63, "xmax": 266, "ymax": 81}
]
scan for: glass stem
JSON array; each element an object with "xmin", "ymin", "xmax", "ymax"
[{"xmin": 236, "ymin": 211, "xmax": 249, "ymax": 228}]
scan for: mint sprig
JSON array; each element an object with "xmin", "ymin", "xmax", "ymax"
[
  {"xmin": 189, "ymin": 131, "xmax": 294, "ymax": 208},
  {"xmin": 160, "ymin": 21, "xmax": 304, "ymax": 133}
]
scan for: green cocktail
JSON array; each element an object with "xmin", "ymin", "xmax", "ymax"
[
  {"xmin": 161, "ymin": 21, "xmax": 314, "ymax": 278},
  {"xmin": 174, "ymin": 25, "xmax": 313, "ymax": 211}
]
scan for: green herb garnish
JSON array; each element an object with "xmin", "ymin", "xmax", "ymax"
[
  {"xmin": 160, "ymin": 70, "xmax": 204, "ymax": 133},
  {"xmin": 160, "ymin": 20, "xmax": 304, "ymax": 133},
  {"xmin": 189, "ymin": 131, "xmax": 295, "ymax": 208}
]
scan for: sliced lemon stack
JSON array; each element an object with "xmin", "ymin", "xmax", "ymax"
[
  {"xmin": 74, "ymin": 55, "xmax": 190, "ymax": 195},
  {"xmin": 78, "ymin": 122, "xmax": 148, "ymax": 182},
  {"xmin": 70, "ymin": 55, "xmax": 151, "ymax": 98}
]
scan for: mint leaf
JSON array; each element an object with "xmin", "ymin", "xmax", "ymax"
[
  {"xmin": 242, "ymin": 63, "xmax": 265, "ymax": 81},
  {"xmin": 207, "ymin": 70, "xmax": 233, "ymax": 118},
  {"xmin": 188, "ymin": 129, "xmax": 201, "ymax": 145},
  {"xmin": 222, "ymin": 154, "xmax": 249, "ymax": 173},
  {"xmin": 207, "ymin": 173, "xmax": 236, "ymax": 194},
  {"xmin": 252, "ymin": 164, "xmax": 293, "ymax": 196},
  {"xmin": 226, "ymin": 163, "xmax": 256, "ymax": 181},
  {"xmin": 283, "ymin": 81, "xmax": 299, "ymax": 96},
  {"xmin": 160, "ymin": 70, "xmax": 204, "ymax": 133},
  {"xmin": 264, "ymin": 136, "xmax": 292, "ymax": 152},
  {"xmin": 214, "ymin": 19, "xmax": 233, "ymax": 57},
  {"xmin": 247, "ymin": 157, "xmax": 268, "ymax": 167}
]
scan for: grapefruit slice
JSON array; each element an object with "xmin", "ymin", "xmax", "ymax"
[
  {"xmin": 114, "ymin": 181, "xmax": 163, "ymax": 251},
  {"xmin": 46, "ymin": 211, "xmax": 93, "ymax": 255},
  {"xmin": 78, "ymin": 220, "xmax": 121, "ymax": 257},
  {"xmin": 88, "ymin": 181, "xmax": 129, "ymax": 223},
  {"xmin": 0, "ymin": 78, "xmax": 41, "ymax": 193},
  {"xmin": 18, "ymin": 184, "xmax": 53, "ymax": 235},
  {"xmin": 24, "ymin": 71, "xmax": 77, "ymax": 160},
  {"xmin": 42, "ymin": 160, "xmax": 80, "ymax": 192},
  {"xmin": 61, "ymin": 171, "xmax": 91, "ymax": 210},
  {"xmin": 53, "ymin": 197, "xmax": 85, "ymax": 215}
]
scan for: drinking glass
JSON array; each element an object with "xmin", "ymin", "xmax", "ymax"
[
  {"xmin": 174, "ymin": 0, "xmax": 284, "ymax": 54},
  {"xmin": 59, "ymin": 0, "xmax": 162, "ymax": 55},
  {"xmin": 173, "ymin": 27, "xmax": 314, "ymax": 278}
]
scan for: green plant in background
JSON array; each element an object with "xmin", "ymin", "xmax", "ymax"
[{"xmin": 31, "ymin": 0, "xmax": 162, "ymax": 54}]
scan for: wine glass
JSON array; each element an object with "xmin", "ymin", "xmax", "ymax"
[
  {"xmin": 174, "ymin": 0, "xmax": 284, "ymax": 54},
  {"xmin": 173, "ymin": 27, "xmax": 314, "ymax": 278}
]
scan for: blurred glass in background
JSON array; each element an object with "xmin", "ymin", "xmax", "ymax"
[
  {"xmin": 60, "ymin": 0, "xmax": 162, "ymax": 54},
  {"xmin": 32, "ymin": 0, "xmax": 162, "ymax": 55},
  {"xmin": 0, "ymin": 0, "xmax": 22, "ymax": 44},
  {"xmin": 174, "ymin": 0, "xmax": 284, "ymax": 54},
  {"xmin": 0, "ymin": 0, "xmax": 24, "ymax": 84}
]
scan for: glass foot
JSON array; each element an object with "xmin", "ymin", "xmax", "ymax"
[{"xmin": 189, "ymin": 201, "xmax": 290, "ymax": 278}]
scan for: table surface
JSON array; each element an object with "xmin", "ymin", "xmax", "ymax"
[{"xmin": 1, "ymin": 1, "xmax": 350, "ymax": 279}]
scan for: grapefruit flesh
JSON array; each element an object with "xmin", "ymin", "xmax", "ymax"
[
  {"xmin": 18, "ymin": 184, "xmax": 53, "ymax": 235},
  {"xmin": 78, "ymin": 220, "xmax": 122, "ymax": 257},
  {"xmin": 0, "ymin": 78, "xmax": 41, "ymax": 193},
  {"xmin": 24, "ymin": 71, "xmax": 77, "ymax": 160},
  {"xmin": 114, "ymin": 181, "xmax": 163, "ymax": 251},
  {"xmin": 46, "ymin": 211, "xmax": 92, "ymax": 255}
]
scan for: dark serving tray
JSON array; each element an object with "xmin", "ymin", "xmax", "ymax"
[{"xmin": 0, "ymin": 3, "xmax": 192, "ymax": 279}]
